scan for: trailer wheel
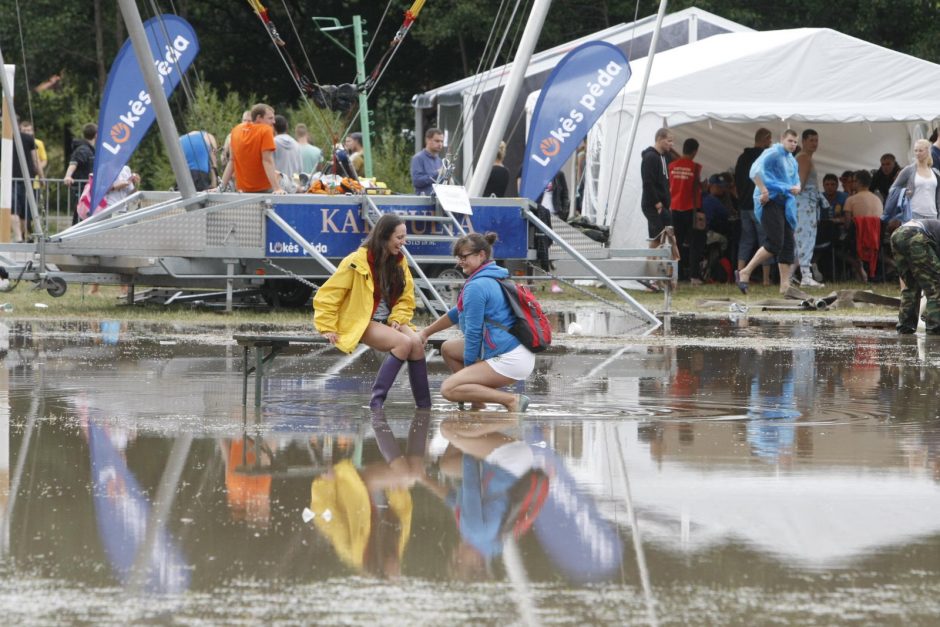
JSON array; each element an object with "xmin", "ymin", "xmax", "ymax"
[
  {"xmin": 45, "ymin": 277, "xmax": 67, "ymax": 298},
  {"xmin": 261, "ymin": 279, "xmax": 314, "ymax": 309},
  {"xmin": 434, "ymin": 267, "xmax": 464, "ymax": 305}
]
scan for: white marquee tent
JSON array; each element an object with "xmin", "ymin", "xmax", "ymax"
[
  {"xmin": 539, "ymin": 28, "xmax": 940, "ymax": 249},
  {"xmin": 413, "ymin": 7, "xmax": 752, "ymax": 193}
]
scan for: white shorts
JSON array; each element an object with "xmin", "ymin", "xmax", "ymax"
[
  {"xmin": 485, "ymin": 344, "xmax": 535, "ymax": 380},
  {"xmin": 485, "ymin": 441, "xmax": 535, "ymax": 478}
]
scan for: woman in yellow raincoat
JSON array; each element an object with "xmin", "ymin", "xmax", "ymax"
[{"xmin": 313, "ymin": 213, "xmax": 430, "ymax": 408}]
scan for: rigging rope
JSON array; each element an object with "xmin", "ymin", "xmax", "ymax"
[
  {"xmin": 246, "ymin": 0, "xmax": 369, "ymax": 152},
  {"xmin": 247, "ymin": 0, "xmax": 315, "ymax": 104},
  {"xmin": 148, "ymin": 0, "xmax": 196, "ymax": 109},
  {"xmin": 273, "ymin": 0, "xmax": 344, "ymax": 148},
  {"xmin": 363, "ymin": 1, "xmax": 394, "ymax": 61},
  {"xmin": 277, "ymin": 0, "xmax": 325, "ymax": 94},
  {"xmin": 447, "ymin": 0, "xmax": 528, "ymax": 174},
  {"xmin": 454, "ymin": 0, "xmax": 519, "ymax": 141},
  {"xmin": 363, "ymin": 0, "xmax": 427, "ymax": 97},
  {"xmin": 13, "ymin": 0, "xmax": 34, "ymax": 127},
  {"xmin": 243, "ymin": 0, "xmax": 430, "ymax": 191}
]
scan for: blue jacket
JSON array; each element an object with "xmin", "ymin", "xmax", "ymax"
[
  {"xmin": 750, "ymin": 143, "xmax": 799, "ymax": 228},
  {"xmin": 447, "ymin": 262, "xmax": 520, "ymax": 366},
  {"xmin": 446, "ymin": 455, "xmax": 518, "ymax": 559}
]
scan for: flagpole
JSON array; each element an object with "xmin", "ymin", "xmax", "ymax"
[
  {"xmin": 467, "ymin": 0, "xmax": 553, "ymax": 197},
  {"xmin": 606, "ymin": 0, "xmax": 667, "ymax": 228},
  {"xmin": 116, "ymin": 0, "xmax": 196, "ymax": 199}
]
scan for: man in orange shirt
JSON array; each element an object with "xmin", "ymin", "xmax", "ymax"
[{"xmin": 217, "ymin": 103, "xmax": 286, "ymax": 194}]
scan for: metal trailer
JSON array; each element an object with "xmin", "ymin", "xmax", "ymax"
[{"xmin": 0, "ymin": 189, "xmax": 669, "ymax": 326}]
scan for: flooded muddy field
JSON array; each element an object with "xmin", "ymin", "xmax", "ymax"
[{"xmin": 1, "ymin": 316, "xmax": 939, "ymax": 625}]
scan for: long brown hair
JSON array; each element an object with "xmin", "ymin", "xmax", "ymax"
[{"xmin": 363, "ymin": 214, "xmax": 406, "ymax": 304}]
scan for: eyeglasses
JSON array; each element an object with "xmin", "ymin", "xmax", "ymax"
[{"xmin": 455, "ymin": 251, "xmax": 478, "ymax": 261}]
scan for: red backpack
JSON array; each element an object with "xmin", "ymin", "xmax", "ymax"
[{"xmin": 487, "ymin": 278, "xmax": 552, "ymax": 353}]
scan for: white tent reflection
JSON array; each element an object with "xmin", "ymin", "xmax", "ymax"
[{"xmin": 579, "ymin": 421, "xmax": 940, "ymax": 568}]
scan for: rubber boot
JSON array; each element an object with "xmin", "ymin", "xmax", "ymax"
[
  {"xmin": 370, "ymin": 408, "xmax": 402, "ymax": 463},
  {"xmin": 371, "ymin": 354, "xmax": 405, "ymax": 409},
  {"xmin": 407, "ymin": 409, "xmax": 431, "ymax": 456},
  {"xmin": 407, "ymin": 358, "xmax": 432, "ymax": 409}
]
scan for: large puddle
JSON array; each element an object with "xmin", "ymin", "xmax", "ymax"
[{"xmin": 2, "ymin": 317, "xmax": 939, "ymax": 625}]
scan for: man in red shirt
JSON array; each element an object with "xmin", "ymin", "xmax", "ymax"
[
  {"xmin": 217, "ymin": 103, "xmax": 286, "ymax": 194},
  {"xmin": 668, "ymin": 138, "xmax": 703, "ymax": 283}
]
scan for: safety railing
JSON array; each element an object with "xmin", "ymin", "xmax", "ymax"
[{"xmin": 5, "ymin": 177, "xmax": 85, "ymax": 236}]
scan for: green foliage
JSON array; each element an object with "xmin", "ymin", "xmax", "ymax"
[
  {"xmin": 6, "ymin": 0, "xmax": 940, "ymax": 192},
  {"xmin": 27, "ymin": 84, "xmax": 96, "ymax": 177},
  {"xmin": 371, "ymin": 126, "xmax": 415, "ymax": 193},
  {"xmin": 182, "ymin": 81, "xmax": 256, "ymax": 146}
]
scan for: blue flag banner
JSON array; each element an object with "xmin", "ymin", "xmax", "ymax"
[
  {"xmin": 519, "ymin": 41, "xmax": 631, "ymax": 203},
  {"xmin": 525, "ymin": 429, "xmax": 624, "ymax": 582},
  {"xmin": 88, "ymin": 419, "xmax": 190, "ymax": 592},
  {"xmin": 89, "ymin": 15, "xmax": 199, "ymax": 210}
]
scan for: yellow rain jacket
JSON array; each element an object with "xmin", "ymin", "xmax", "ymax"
[{"xmin": 312, "ymin": 247, "xmax": 416, "ymax": 353}]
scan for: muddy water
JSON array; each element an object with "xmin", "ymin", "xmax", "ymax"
[{"xmin": 2, "ymin": 318, "xmax": 940, "ymax": 625}]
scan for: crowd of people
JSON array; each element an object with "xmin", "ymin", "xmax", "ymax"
[
  {"xmin": 204, "ymin": 103, "xmax": 448, "ymax": 197},
  {"xmin": 640, "ymin": 126, "xmax": 940, "ymax": 296},
  {"xmin": 181, "ymin": 103, "xmax": 366, "ymax": 195},
  {"xmin": 23, "ymin": 104, "xmax": 940, "ymax": 334},
  {"xmin": 640, "ymin": 125, "xmax": 940, "ymax": 334}
]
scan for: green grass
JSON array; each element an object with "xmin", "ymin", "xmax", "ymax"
[
  {"xmin": 0, "ymin": 284, "xmax": 315, "ymax": 328},
  {"xmin": 0, "ymin": 279, "xmax": 900, "ymax": 328}
]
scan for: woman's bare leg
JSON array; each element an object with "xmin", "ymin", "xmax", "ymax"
[
  {"xmin": 440, "ymin": 339, "xmax": 485, "ymax": 409},
  {"xmin": 440, "ymin": 361, "xmax": 523, "ymax": 411},
  {"xmin": 360, "ymin": 322, "xmax": 424, "ymax": 360}
]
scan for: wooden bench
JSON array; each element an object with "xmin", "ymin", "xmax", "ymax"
[{"xmin": 234, "ymin": 334, "xmax": 446, "ymax": 408}]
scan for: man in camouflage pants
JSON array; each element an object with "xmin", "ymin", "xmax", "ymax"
[{"xmin": 890, "ymin": 218, "xmax": 940, "ymax": 334}]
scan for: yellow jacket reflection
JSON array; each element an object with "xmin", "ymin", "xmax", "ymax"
[{"xmin": 309, "ymin": 460, "xmax": 412, "ymax": 571}]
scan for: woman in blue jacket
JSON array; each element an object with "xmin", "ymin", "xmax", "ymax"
[{"xmin": 420, "ymin": 232, "xmax": 533, "ymax": 412}]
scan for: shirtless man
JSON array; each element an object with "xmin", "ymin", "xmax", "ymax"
[
  {"xmin": 844, "ymin": 170, "xmax": 882, "ymax": 219},
  {"xmin": 845, "ymin": 169, "xmax": 883, "ymax": 282}
]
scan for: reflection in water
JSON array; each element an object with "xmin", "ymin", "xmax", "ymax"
[
  {"xmin": 85, "ymin": 416, "xmax": 190, "ymax": 594},
  {"xmin": 439, "ymin": 418, "xmax": 550, "ymax": 568},
  {"xmin": 224, "ymin": 438, "xmax": 273, "ymax": 529},
  {"xmin": 2, "ymin": 320, "xmax": 940, "ymax": 624},
  {"xmin": 99, "ymin": 320, "xmax": 123, "ymax": 346},
  {"xmin": 305, "ymin": 410, "xmax": 430, "ymax": 578},
  {"xmin": 746, "ymin": 351, "xmax": 801, "ymax": 463}
]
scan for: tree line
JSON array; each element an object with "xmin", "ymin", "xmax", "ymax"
[{"xmin": 1, "ymin": 0, "xmax": 937, "ymax": 191}]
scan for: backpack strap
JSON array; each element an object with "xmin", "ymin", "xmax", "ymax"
[
  {"xmin": 482, "ymin": 276, "xmax": 514, "ymax": 334},
  {"xmin": 484, "ymin": 317, "xmax": 512, "ymax": 333}
]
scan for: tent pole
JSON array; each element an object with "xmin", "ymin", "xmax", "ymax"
[
  {"xmin": 466, "ymin": 0, "xmax": 553, "ymax": 197},
  {"xmin": 606, "ymin": 0, "xmax": 667, "ymax": 229}
]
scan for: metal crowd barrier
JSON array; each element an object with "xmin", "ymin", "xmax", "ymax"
[{"xmin": 7, "ymin": 176, "xmax": 85, "ymax": 235}]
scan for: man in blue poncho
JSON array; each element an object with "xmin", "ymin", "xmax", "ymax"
[{"xmin": 735, "ymin": 129, "xmax": 801, "ymax": 294}]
